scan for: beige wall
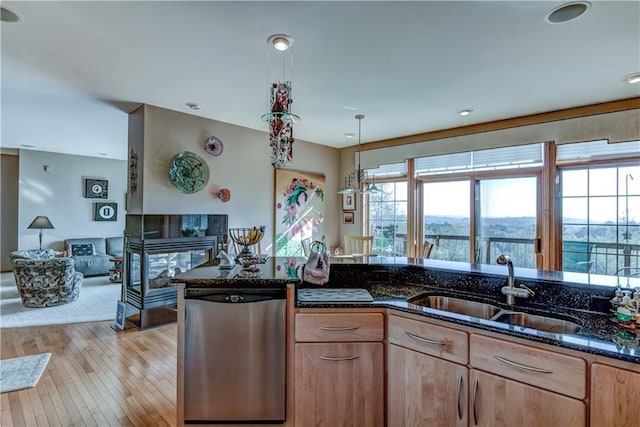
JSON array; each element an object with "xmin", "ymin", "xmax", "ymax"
[
  {"xmin": 131, "ymin": 105, "xmax": 341, "ymax": 252},
  {"xmin": 17, "ymin": 150, "xmax": 126, "ymax": 252}
]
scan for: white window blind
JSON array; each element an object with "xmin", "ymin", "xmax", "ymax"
[
  {"xmin": 415, "ymin": 143, "xmax": 542, "ymax": 176},
  {"xmin": 365, "ymin": 161, "xmax": 407, "ymax": 177},
  {"xmin": 556, "ymin": 140, "xmax": 640, "ymax": 162}
]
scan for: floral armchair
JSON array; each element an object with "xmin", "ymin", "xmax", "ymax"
[{"xmin": 10, "ymin": 250, "xmax": 83, "ymax": 308}]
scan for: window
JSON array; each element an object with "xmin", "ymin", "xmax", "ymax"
[
  {"xmin": 417, "ymin": 144, "xmax": 542, "ymax": 266},
  {"xmin": 423, "ymin": 180, "xmax": 470, "ymax": 262},
  {"xmin": 475, "ymin": 177, "xmax": 538, "ymax": 268},
  {"xmin": 368, "ymin": 181, "xmax": 408, "ymax": 256},
  {"xmin": 560, "ymin": 164, "xmax": 640, "ymax": 276}
]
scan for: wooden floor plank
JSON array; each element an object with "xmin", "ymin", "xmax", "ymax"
[{"xmin": 0, "ymin": 321, "xmax": 177, "ymax": 427}]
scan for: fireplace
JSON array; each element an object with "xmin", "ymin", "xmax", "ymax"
[{"xmin": 123, "ymin": 214, "xmax": 227, "ymax": 329}]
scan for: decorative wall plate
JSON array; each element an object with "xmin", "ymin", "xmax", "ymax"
[
  {"xmin": 217, "ymin": 188, "xmax": 231, "ymax": 203},
  {"xmin": 168, "ymin": 151, "xmax": 209, "ymax": 194},
  {"xmin": 203, "ymin": 136, "xmax": 224, "ymax": 157}
]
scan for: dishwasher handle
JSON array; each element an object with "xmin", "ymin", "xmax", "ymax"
[{"xmin": 185, "ymin": 288, "xmax": 285, "ymax": 303}]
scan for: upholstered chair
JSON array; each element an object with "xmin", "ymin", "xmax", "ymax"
[{"xmin": 10, "ymin": 251, "xmax": 83, "ymax": 308}]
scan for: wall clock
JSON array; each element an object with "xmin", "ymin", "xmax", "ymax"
[
  {"xmin": 94, "ymin": 202, "xmax": 117, "ymax": 221},
  {"xmin": 85, "ymin": 179, "xmax": 109, "ymax": 198}
]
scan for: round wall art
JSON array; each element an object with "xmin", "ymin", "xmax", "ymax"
[
  {"xmin": 203, "ymin": 135, "xmax": 223, "ymax": 157},
  {"xmin": 168, "ymin": 151, "xmax": 210, "ymax": 194}
]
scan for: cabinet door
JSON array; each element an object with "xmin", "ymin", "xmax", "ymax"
[
  {"xmin": 295, "ymin": 342, "xmax": 383, "ymax": 427},
  {"xmin": 591, "ymin": 363, "xmax": 640, "ymax": 427},
  {"xmin": 469, "ymin": 369, "xmax": 585, "ymax": 427},
  {"xmin": 388, "ymin": 344, "xmax": 467, "ymax": 427}
]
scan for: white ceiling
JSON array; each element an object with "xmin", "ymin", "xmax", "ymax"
[{"xmin": 2, "ymin": 1, "xmax": 639, "ymax": 161}]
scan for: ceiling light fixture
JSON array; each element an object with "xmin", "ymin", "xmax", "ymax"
[
  {"xmin": 338, "ymin": 115, "xmax": 380, "ymax": 195},
  {"xmin": 269, "ymin": 35, "xmax": 293, "ymax": 51},
  {"xmin": 261, "ymin": 34, "xmax": 299, "ymax": 168},
  {"xmin": 624, "ymin": 73, "xmax": 640, "ymax": 84},
  {"xmin": 458, "ymin": 109, "xmax": 473, "ymax": 116},
  {"xmin": 545, "ymin": 1, "xmax": 591, "ymax": 24},
  {"xmin": 186, "ymin": 102, "xmax": 200, "ymax": 110}
]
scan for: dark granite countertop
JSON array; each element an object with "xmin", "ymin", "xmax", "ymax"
[
  {"xmin": 173, "ymin": 255, "xmax": 639, "ymax": 363},
  {"xmin": 171, "ymin": 257, "xmax": 303, "ymax": 288},
  {"xmin": 298, "ymin": 284, "xmax": 639, "ymax": 364},
  {"xmin": 298, "ymin": 258, "xmax": 640, "ymax": 365}
]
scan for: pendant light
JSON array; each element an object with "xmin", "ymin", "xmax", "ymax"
[
  {"xmin": 261, "ymin": 34, "xmax": 299, "ymax": 168},
  {"xmin": 338, "ymin": 114, "xmax": 367, "ymax": 194}
]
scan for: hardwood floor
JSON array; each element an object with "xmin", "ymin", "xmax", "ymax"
[{"xmin": 0, "ymin": 321, "xmax": 177, "ymax": 426}]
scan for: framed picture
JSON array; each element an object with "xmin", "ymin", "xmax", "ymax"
[
  {"xmin": 114, "ymin": 300, "xmax": 126, "ymax": 331},
  {"xmin": 85, "ymin": 178, "xmax": 109, "ymax": 198},
  {"xmin": 342, "ymin": 193, "xmax": 356, "ymax": 211},
  {"xmin": 343, "ymin": 211, "xmax": 354, "ymax": 224},
  {"xmin": 274, "ymin": 169, "xmax": 326, "ymax": 257},
  {"xmin": 94, "ymin": 202, "xmax": 117, "ymax": 221}
]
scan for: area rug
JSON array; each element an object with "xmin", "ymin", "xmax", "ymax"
[
  {"xmin": 0, "ymin": 353, "xmax": 51, "ymax": 393},
  {"xmin": 0, "ymin": 272, "xmax": 120, "ymax": 328}
]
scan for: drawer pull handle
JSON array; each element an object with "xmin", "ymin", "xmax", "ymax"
[
  {"xmin": 472, "ymin": 377, "xmax": 478, "ymax": 426},
  {"xmin": 319, "ymin": 326, "xmax": 359, "ymax": 331},
  {"xmin": 405, "ymin": 331, "xmax": 445, "ymax": 346},
  {"xmin": 456, "ymin": 373, "xmax": 463, "ymax": 420},
  {"xmin": 319, "ymin": 355, "xmax": 359, "ymax": 361},
  {"xmin": 494, "ymin": 355, "xmax": 553, "ymax": 374}
]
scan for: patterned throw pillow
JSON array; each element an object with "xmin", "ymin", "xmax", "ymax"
[{"xmin": 70, "ymin": 244, "xmax": 94, "ymax": 256}]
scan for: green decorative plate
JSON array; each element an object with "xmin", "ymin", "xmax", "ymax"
[{"xmin": 168, "ymin": 151, "xmax": 209, "ymax": 194}]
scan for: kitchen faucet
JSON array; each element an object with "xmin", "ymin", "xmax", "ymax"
[{"xmin": 496, "ymin": 254, "xmax": 535, "ymax": 305}]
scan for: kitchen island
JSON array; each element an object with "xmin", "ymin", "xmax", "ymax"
[{"xmin": 174, "ymin": 256, "xmax": 639, "ymax": 427}]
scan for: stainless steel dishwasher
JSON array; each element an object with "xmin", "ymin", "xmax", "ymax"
[{"xmin": 183, "ymin": 287, "xmax": 286, "ymax": 424}]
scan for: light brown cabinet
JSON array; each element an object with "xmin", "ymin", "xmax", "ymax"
[
  {"xmin": 294, "ymin": 312, "xmax": 384, "ymax": 427},
  {"xmin": 387, "ymin": 312, "xmax": 589, "ymax": 427},
  {"xmin": 388, "ymin": 314, "xmax": 470, "ymax": 426},
  {"xmin": 591, "ymin": 363, "xmax": 640, "ymax": 427},
  {"xmin": 470, "ymin": 369, "xmax": 586, "ymax": 427},
  {"xmin": 388, "ymin": 343, "xmax": 468, "ymax": 427}
]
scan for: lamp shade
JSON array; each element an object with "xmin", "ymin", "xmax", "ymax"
[{"xmin": 28, "ymin": 216, "xmax": 54, "ymax": 230}]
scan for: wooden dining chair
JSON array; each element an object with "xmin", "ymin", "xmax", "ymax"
[
  {"xmin": 343, "ymin": 236, "xmax": 373, "ymax": 255},
  {"xmin": 422, "ymin": 240, "xmax": 434, "ymax": 258}
]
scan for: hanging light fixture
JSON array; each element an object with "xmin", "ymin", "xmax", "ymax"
[
  {"xmin": 337, "ymin": 114, "xmax": 380, "ymax": 195},
  {"xmin": 261, "ymin": 34, "xmax": 299, "ymax": 168}
]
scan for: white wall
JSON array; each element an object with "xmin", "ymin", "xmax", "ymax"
[
  {"xmin": 18, "ymin": 150, "xmax": 126, "ymax": 251},
  {"xmin": 134, "ymin": 105, "xmax": 341, "ymax": 252}
]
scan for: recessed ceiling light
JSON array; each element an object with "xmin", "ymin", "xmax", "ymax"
[
  {"xmin": 545, "ymin": 1, "xmax": 591, "ymax": 24},
  {"xmin": 624, "ymin": 72, "xmax": 640, "ymax": 84},
  {"xmin": 98, "ymin": 153, "xmax": 108, "ymax": 156},
  {"xmin": 344, "ymin": 133, "xmax": 356, "ymax": 139},
  {"xmin": 458, "ymin": 109, "xmax": 473, "ymax": 117},
  {"xmin": 1, "ymin": 6, "xmax": 20, "ymax": 23},
  {"xmin": 267, "ymin": 34, "xmax": 294, "ymax": 51},
  {"xmin": 343, "ymin": 106, "xmax": 358, "ymax": 111},
  {"xmin": 186, "ymin": 102, "xmax": 200, "ymax": 110},
  {"xmin": 21, "ymin": 144, "xmax": 35, "ymax": 148}
]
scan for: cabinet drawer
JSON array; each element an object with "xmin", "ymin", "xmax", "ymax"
[
  {"xmin": 388, "ymin": 314, "xmax": 468, "ymax": 364},
  {"xmin": 295, "ymin": 313, "xmax": 384, "ymax": 342},
  {"xmin": 470, "ymin": 334, "xmax": 586, "ymax": 399}
]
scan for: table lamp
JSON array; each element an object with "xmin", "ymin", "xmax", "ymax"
[{"xmin": 27, "ymin": 216, "xmax": 55, "ymax": 250}]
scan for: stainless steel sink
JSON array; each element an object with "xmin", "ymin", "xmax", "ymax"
[
  {"xmin": 409, "ymin": 295, "xmax": 501, "ymax": 320},
  {"xmin": 491, "ymin": 311, "xmax": 582, "ymax": 334}
]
